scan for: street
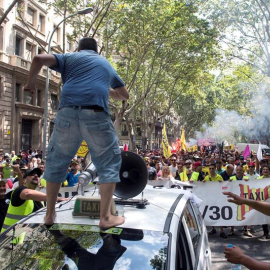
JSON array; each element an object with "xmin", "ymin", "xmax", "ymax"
[{"xmin": 208, "ymin": 226, "xmax": 270, "ymax": 269}]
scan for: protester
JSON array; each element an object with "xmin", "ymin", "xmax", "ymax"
[
  {"xmin": 204, "ymin": 163, "xmax": 223, "ymax": 182},
  {"xmin": 245, "ymin": 162, "xmax": 260, "ymax": 180},
  {"xmin": 169, "ymin": 156, "xmax": 178, "ymax": 174},
  {"xmin": 146, "ymin": 161, "xmax": 157, "ymax": 180},
  {"xmin": 190, "ymin": 162, "xmax": 205, "ymax": 182},
  {"xmin": 65, "ymin": 161, "xmax": 81, "ymax": 187},
  {"xmin": 0, "ymin": 179, "xmax": 11, "ymax": 231},
  {"xmin": 229, "ymin": 166, "xmax": 251, "ymax": 237},
  {"xmin": 220, "ymin": 164, "xmax": 234, "ymax": 180},
  {"xmin": 1, "ymin": 168, "xmax": 67, "ymax": 232},
  {"xmin": 155, "ymin": 161, "xmax": 162, "ymax": 178}
]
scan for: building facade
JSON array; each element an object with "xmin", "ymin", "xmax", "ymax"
[{"xmin": 0, "ymin": 0, "xmax": 77, "ymax": 154}]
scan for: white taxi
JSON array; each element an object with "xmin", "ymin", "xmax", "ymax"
[{"xmin": 0, "ymin": 152, "xmax": 211, "ymax": 270}]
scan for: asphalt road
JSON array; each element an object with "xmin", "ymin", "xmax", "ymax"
[{"xmin": 208, "ymin": 225, "xmax": 270, "ymax": 269}]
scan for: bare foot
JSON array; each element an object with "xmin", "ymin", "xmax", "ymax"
[
  {"xmin": 44, "ymin": 212, "xmax": 56, "ymax": 226},
  {"xmin": 99, "ymin": 215, "xmax": 125, "ymax": 230}
]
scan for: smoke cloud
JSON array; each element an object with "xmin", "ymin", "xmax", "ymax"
[{"xmin": 195, "ymin": 85, "xmax": 270, "ymax": 144}]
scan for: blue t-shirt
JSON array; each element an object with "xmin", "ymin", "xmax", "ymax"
[
  {"xmin": 66, "ymin": 171, "xmax": 81, "ymax": 187},
  {"xmin": 50, "ymin": 50, "xmax": 125, "ymax": 114}
]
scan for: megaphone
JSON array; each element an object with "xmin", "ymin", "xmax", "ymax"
[{"xmin": 79, "ymin": 151, "xmax": 148, "ymax": 199}]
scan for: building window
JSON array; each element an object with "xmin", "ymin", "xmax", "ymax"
[
  {"xmin": 15, "ymin": 36, "xmax": 23, "ymax": 56},
  {"xmin": 24, "ymin": 90, "xmax": 33, "ymax": 105},
  {"xmin": 15, "ymin": 83, "xmax": 21, "ymax": 102},
  {"xmin": 39, "ymin": 14, "xmax": 45, "ymax": 33},
  {"xmin": 51, "ymin": 94, "xmax": 58, "ymax": 110},
  {"xmin": 136, "ymin": 125, "xmax": 142, "ymax": 136},
  {"xmin": 27, "ymin": 7, "xmax": 35, "ymax": 26},
  {"xmin": 66, "ymin": 41, "xmax": 71, "ymax": 51},
  {"xmin": 0, "ymin": 26, "xmax": 3, "ymax": 51},
  {"xmin": 0, "ymin": 76, "xmax": 3, "ymax": 98},
  {"xmin": 121, "ymin": 124, "xmax": 128, "ymax": 136},
  {"xmin": 37, "ymin": 89, "xmax": 42, "ymax": 107},
  {"xmin": 53, "ymin": 25, "xmax": 61, "ymax": 44},
  {"xmin": 26, "ymin": 42, "xmax": 34, "ymax": 61}
]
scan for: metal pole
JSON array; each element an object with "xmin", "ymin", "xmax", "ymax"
[
  {"xmin": 42, "ymin": 13, "xmax": 78, "ymax": 158},
  {"xmin": 42, "ymin": 8, "xmax": 93, "ymax": 158}
]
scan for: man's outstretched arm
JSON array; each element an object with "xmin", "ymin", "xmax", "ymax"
[
  {"xmin": 223, "ymin": 191, "xmax": 270, "ymax": 216},
  {"xmin": 24, "ymin": 54, "xmax": 57, "ymax": 91},
  {"xmin": 224, "ymin": 246, "xmax": 270, "ymax": 270}
]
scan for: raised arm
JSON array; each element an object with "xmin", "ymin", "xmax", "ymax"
[
  {"xmin": 223, "ymin": 191, "xmax": 270, "ymax": 216},
  {"xmin": 24, "ymin": 54, "xmax": 57, "ymax": 91},
  {"xmin": 20, "ymin": 188, "xmax": 67, "ymax": 202}
]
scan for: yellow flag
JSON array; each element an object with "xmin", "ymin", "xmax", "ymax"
[
  {"xmin": 180, "ymin": 129, "xmax": 187, "ymax": 151},
  {"xmin": 162, "ymin": 124, "xmax": 172, "ymax": 159},
  {"xmin": 76, "ymin": 140, "xmax": 89, "ymax": 157}
]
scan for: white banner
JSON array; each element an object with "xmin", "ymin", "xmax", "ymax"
[{"xmin": 191, "ymin": 179, "xmax": 270, "ymax": 226}]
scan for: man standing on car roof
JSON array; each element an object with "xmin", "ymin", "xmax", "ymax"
[{"xmin": 23, "ymin": 37, "xmax": 129, "ymax": 229}]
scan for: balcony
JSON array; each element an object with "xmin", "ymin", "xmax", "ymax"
[{"xmin": 10, "ymin": 55, "xmax": 31, "ymax": 69}]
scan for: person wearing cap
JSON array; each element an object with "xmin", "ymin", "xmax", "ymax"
[
  {"xmin": 245, "ymin": 162, "xmax": 259, "ymax": 180},
  {"xmin": 184, "ymin": 159, "xmax": 193, "ymax": 180},
  {"xmin": 190, "ymin": 162, "xmax": 204, "ymax": 182},
  {"xmin": 1, "ymin": 168, "xmax": 67, "ymax": 232},
  {"xmin": 65, "ymin": 162, "xmax": 81, "ymax": 187}
]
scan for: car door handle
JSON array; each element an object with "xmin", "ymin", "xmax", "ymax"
[{"xmin": 205, "ymin": 249, "xmax": 210, "ymax": 258}]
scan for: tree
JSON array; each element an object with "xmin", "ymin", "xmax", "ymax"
[
  {"xmin": 202, "ymin": 0, "xmax": 270, "ymax": 77},
  {"xmin": 0, "ymin": 0, "xmax": 22, "ymax": 26},
  {"xmin": 102, "ymin": 0, "xmax": 219, "ymax": 149}
]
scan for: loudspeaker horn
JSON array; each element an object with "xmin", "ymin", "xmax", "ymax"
[
  {"xmin": 115, "ymin": 151, "xmax": 148, "ymax": 199},
  {"xmin": 81, "ymin": 151, "xmax": 148, "ymax": 199}
]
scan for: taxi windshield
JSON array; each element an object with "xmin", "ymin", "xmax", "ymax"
[{"xmin": 0, "ymin": 223, "xmax": 169, "ymax": 270}]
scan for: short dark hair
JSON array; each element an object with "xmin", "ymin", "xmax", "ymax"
[{"xmin": 78, "ymin": 37, "xmax": 98, "ymax": 52}]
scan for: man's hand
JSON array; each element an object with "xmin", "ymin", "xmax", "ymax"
[
  {"xmin": 57, "ymin": 197, "xmax": 70, "ymax": 202},
  {"xmin": 12, "ymin": 164, "xmax": 21, "ymax": 174},
  {"xmin": 224, "ymin": 246, "xmax": 245, "ymax": 264},
  {"xmin": 223, "ymin": 191, "xmax": 246, "ymax": 205}
]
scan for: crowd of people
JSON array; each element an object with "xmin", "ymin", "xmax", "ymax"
[{"xmin": 137, "ymin": 146, "xmax": 270, "ymax": 239}]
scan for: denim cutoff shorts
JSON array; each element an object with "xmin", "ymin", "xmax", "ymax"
[{"xmin": 43, "ymin": 107, "xmax": 122, "ymax": 184}]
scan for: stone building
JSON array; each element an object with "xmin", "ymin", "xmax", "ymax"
[{"xmin": 0, "ymin": 0, "xmax": 83, "ymax": 154}]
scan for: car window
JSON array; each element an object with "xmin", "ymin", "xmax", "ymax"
[
  {"xmin": 183, "ymin": 201, "xmax": 200, "ymax": 253},
  {"xmin": 190, "ymin": 200, "xmax": 203, "ymax": 228},
  {"xmin": 175, "ymin": 221, "xmax": 192, "ymax": 270},
  {"xmin": 0, "ymin": 223, "xmax": 169, "ymax": 270}
]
